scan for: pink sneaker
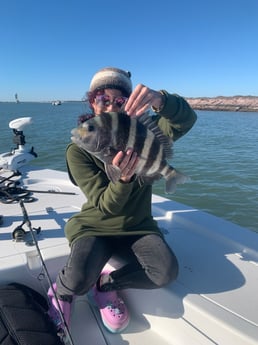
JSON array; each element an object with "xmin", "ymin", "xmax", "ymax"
[
  {"xmin": 47, "ymin": 283, "xmax": 72, "ymax": 329},
  {"xmin": 93, "ymin": 272, "xmax": 130, "ymax": 333}
]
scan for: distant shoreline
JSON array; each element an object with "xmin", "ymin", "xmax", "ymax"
[
  {"xmin": 1, "ymin": 96, "xmax": 258, "ymax": 112},
  {"xmin": 185, "ymin": 96, "xmax": 258, "ymax": 112}
]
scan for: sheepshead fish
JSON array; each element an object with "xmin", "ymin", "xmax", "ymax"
[{"xmin": 71, "ymin": 112, "xmax": 189, "ymax": 194}]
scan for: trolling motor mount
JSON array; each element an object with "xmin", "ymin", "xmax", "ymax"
[{"xmin": 0, "ymin": 117, "xmax": 37, "ymax": 171}]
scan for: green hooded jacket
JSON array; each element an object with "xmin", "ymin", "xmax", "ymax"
[{"xmin": 65, "ymin": 92, "xmax": 197, "ymax": 244}]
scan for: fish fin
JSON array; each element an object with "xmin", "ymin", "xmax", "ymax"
[
  {"xmin": 165, "ymin": 168, "xmax": 191, "ymax": 194},
  {"xmin": 137, "ymin": 112, "xmax": 173, "ymax": 159},
  {"xmin": 105, "ymin": 163, "xmax": 121, "ymax": 183}
]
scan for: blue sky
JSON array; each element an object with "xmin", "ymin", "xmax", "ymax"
[{"xmin": 1, "ymin": 0, "xmax": 257, "ymax": 102}]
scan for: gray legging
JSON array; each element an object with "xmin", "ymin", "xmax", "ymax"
[{"xmin": 56, "ymin": 234, "xmax": 178, "ymax": 300}]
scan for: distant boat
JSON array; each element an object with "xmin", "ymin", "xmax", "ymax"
[
  {"xmin": 15, "ymin": 93, "xmax": 20, "ymax": 103},
  {"xmin": 51, "ymin": 100, "xmax": 62, "ymax": 106}
]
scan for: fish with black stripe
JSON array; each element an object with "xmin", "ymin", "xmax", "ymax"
[{"xmin": 71, "ymin": 112, "xmax": 189, "ymax": 194}]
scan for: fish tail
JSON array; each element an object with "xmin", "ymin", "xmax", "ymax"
[{"xmin": 165, "ymin": 168, "xmax": 190, "ymax": 194}]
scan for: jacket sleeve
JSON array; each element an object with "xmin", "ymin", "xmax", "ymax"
[
  {"xmin": 66, "ymin": 143, "xmax": 136, "ymax": 215},
  {"xmin": 154, "ymin": 91, "xmax": 197, "ymax": 141}
]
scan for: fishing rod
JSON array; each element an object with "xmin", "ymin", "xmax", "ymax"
[
  {"xmin": 20, "ymin": 188, "xmax": 76, "ymax": 195},
  {"xmin": 19, "ymin": 200, "xmax": 75, "ymax": 345}
]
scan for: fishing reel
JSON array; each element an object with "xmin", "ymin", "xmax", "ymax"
[{"xmin": 12, "ymin": 223, "xmax": 41, "ymax": 246}]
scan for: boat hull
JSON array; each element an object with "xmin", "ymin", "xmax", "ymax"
[{"xmin": 0, "ymin": 166, "xmax": 258, "ymax": 344}]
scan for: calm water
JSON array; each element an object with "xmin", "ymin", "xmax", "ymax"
[{"xmin": 1, "ymin": 102, "xmax": 258, "ymax": 233}]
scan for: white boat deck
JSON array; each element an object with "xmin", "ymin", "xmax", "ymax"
[{"xmin": 0, "ymin": 167, "xmax": 258, "ymax": 345}]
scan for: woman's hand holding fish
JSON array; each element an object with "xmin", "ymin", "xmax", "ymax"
[
  {"xmin": 125, "ymin": 84, "xmax": 165, "ymax": 116},
  {"xmin": 112, "ymin": 149, "xmax": 139, "ymax": 183}
]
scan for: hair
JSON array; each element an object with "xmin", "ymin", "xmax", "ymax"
[
  {"xmin": 77, "ymin": 113, "xmax": 95, "ymax": 125},
  {"xmin": 78, "ymin": 90, "xmax": 105, "ymax": 125}
]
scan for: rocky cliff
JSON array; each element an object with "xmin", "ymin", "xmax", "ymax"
[{"xmin": 185, "ymin": 96, "xmax": 258, "ymax": 112}]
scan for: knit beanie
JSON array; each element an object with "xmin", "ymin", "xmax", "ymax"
[{"xmin": 89, "ymin": 67, "xmax": 132, "ymax": 97}]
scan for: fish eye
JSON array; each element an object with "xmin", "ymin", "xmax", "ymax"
[{"xmin": 88, "ymin": 124, "xmax": 95, "ymax": 132}]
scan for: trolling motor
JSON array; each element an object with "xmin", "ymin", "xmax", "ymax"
[{"xmin": 0, "ymin": 117, "xmax": 37, "ymax": 171}]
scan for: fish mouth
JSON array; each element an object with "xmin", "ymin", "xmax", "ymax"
[
  {"xmin": 71, "ymin": 128, "xmax": 78, "ymax": 137},
  {"xmin": 71, "ymin": 128, "xmax": 83, "ymax": 144},
  {"xmin": 71, "ymin": 127, "xmax": 86, "ymax": 136},
  {"xmin": 71, "ymin": 135, "xmax": 80, "ymax": 145}
]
